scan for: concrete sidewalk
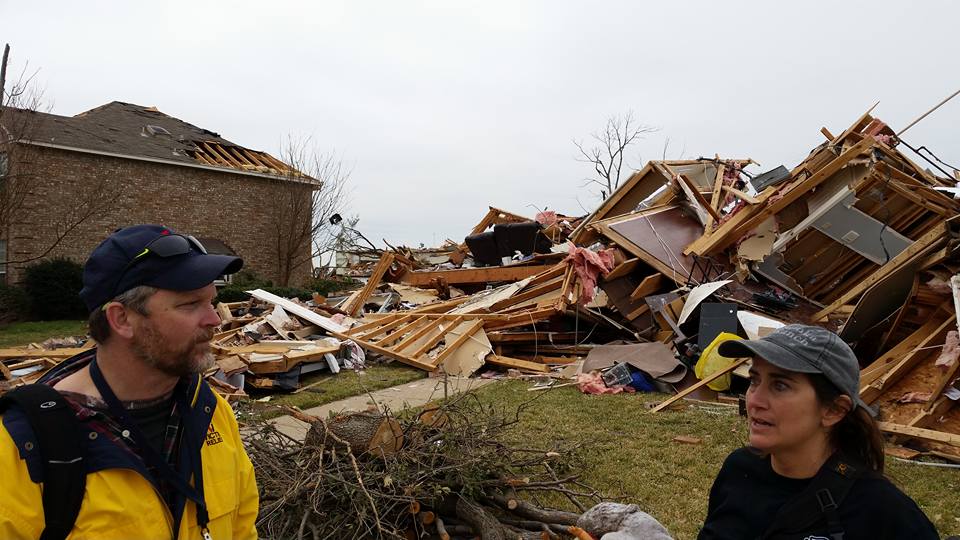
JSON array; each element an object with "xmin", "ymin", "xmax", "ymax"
[{"xmin": 269, "ymin": 376, "xmax": 497, "ymax": 440}]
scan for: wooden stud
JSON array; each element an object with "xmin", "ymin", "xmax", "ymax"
[
  {"xmin": 860, "ymin": 314, "xmax": 955, "ymax": 404},
  {"xmin": 399, "ymin": 264, "xmax": 553, "ymax": 287},
  {"xmin": 343, "ymin": 252, "xmax": 396, "ymax": 316},
  {"xmin": 430, "ymin": 320, "xmax": 485, "ymax": 367},
  {"xmin": 721, "ymin": 185, "xmax": 759, "ymax": 204},
  {"xmin": 486, "ymin": 355, "xmax": 551, "ymax": 373},
  {"xmin": 409, "ymin": 317, "xmax": 465, "ymax": 358},
  {"xmin": 352, "ymin": 313, "xmax": 415, "ymax": 341},
  {"xmin": 344, "ymin": 313, "xmax": 403, "ymax": 336},
  {"xmin": 705, "ymin": 164, "xmax": 726, "ymax": 231},
  {"xmin": 394, "ymin": 317, "xmax": 447, "ymax": 352},
  {"xmin": 677, "ymin": 173, "xmax": 722, "ymax": 222},
  {"xmin": 375, "ymin": 317, "xmax": 431, "ymax": 347},
  {"xmin": 650, "ymin": 358, "xmax": 750, "ymax": 413},
  {"xmin": 878, "ymin": 422, "xmax": 960, "ymax": 447}
]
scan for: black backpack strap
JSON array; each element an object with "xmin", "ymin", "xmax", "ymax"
[
  {"xmin": 0, "ymin": 384, "xmax": 86, "ymax": 540},
  {"xmin": 762, "ymin": 453, "xmax": 862, "ymax": 540}
]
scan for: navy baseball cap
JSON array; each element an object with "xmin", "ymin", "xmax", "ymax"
[
  {"xmin": 718, "ymin": 324, "xmax": 873, "ymax": 414},
  {"xmin": 79, "ymin": 224, "xmax": 243, "ymax": 312}
]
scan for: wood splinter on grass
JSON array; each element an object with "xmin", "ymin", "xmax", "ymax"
[{"xmin": 672, "ymin": 435, "xmax": 703, "ymax": 445}]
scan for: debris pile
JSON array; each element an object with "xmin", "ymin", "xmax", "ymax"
[
  {"xmin": 571, "ymin": 108, "xmax": 960, "ymax": 462},
  {"xmin": 245, "ymin": 391, "xmax": 617, "ymax": 540}
]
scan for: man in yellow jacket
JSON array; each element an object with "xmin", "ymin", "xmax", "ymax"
[{"xmin": 0, "ymin": 224, "xmax": 258, "ymax": 539}]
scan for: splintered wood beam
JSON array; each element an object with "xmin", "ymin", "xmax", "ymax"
[
  {"xmin": 343, "ymin": 252, "xmax": 396, "ymax": 316},
  {"xmin": 860, "ymin": 314, "xmax": 956, "ymax": 404},
  {"xmin": 0, "ymin": 348, "xmax": 89, "ymax": 359},
  {"xmin": 912, "ymin": 397, "xmax": 955, "ymax": 428},
  {"xmin": 677, "ymin": 174, "xmax": 723, "ymax": 222},
  {"xmin": 821, "ymin": 127, "xmax": 835, "ymax": 140},
  {"xmin": 470, "ymin": 208, "xmax": 498, "ymax": 235},
  {"xmin": 489, "ymin": 276, "xmax": 564, "ymax": 312},
  {"xmin": 430, "ymin": 320, "xmax": 485, "ymax": 367},
  {"xmin": 860, "ymin": 307, "xmax": 950, "ymax": 387},
  {"xmin": 705, "ymin": 164, "xmax": 726, "ymax": 231},
  {"xmin": 925, "ymin": 352, "xmax": 960, "ymax": 409},
  {"xmin": 398, "ymin": 265, "xmax": 553, "ymax": 286},
  {"xmin": 523, "ymin": 263, "xmax": 567, "ymax": 288},
  {"xmin": 878, "ymin": 422, "xmax": 960, "ymax": 447},
  {"xmin": 486, "ymin": 355, "xmax": 551, "ymax": 373},
  {"xmin": 721, "ymin": 185, "xmax": 759, "ymax": 204}
]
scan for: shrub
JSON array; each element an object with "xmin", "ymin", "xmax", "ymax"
[
  {"xmin": 230, "ymin": 270, "xmax": 273, "ymax": 289},
  {"xmin": 302, "ymin": 276, "xmax": 361, "ymax": 296},
  {"xmin": 0, "ymin": 283, "xmax": 31, "ymax": 322},
  {"xmin": 22, "ymin": 258, "xmax": 87, "ymax": 320}
]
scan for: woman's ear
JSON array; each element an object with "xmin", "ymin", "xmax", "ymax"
[{"xmin": 822, "ymin": 394, "xmax": 853, "ymax": 428}]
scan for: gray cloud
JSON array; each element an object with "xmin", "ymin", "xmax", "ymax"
[{"xmin": 3, "ymin": 0, "xmax": 957, "ymax": 247}]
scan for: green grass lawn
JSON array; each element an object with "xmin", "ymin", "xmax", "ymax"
[
  {"xmin": 0, "ymin": 320, "xmax": 88, "ymax": 348},
  {"xmin": 472, "ymin": 381, "xmax": 960, "ymax": 540},
  {"xmin": 248, "ymin": 363, "xmax": 426, "ymax": 419}
]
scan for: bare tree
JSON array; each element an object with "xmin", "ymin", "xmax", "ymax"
[
  {"xmin": 0, "ymin": 44, "xmax": 45, "ymax": 235},
  {"xmin": 268, "ymin": 137, "xmax": 352, "ymax": 286},
  {"xmin": 573, "ymin": 111, "xmax": 657, "ymax": 199},
  {"xmin": 0, "ymin": 45, "xmax": 121, "ymax": 274}
]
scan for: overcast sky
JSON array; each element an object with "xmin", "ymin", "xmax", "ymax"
[{"xmin": 3, "ymin": 1, "xmax": 958, "ymax": 248}]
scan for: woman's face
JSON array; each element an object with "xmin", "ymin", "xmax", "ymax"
[{"xmin": 745, "ymin": 357, "xmax": 832, "ymax": 455}]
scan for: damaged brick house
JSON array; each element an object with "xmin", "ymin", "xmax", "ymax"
[{"xmin": 0, "ymin": 101, "xmax": 316, "ymax": 286}]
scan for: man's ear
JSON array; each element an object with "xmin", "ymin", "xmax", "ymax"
[
  {"xmin": 822, "ymin": 395, "xmax": 853, "ymax": 428},
  {"xmin": 104, "ymin": 303, "xmax": 136, "ymax": 340}
]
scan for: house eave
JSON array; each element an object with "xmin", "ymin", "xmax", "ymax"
[{"xmin": 14, "ymin": 139, "xmax": 319, "ymax": 186}]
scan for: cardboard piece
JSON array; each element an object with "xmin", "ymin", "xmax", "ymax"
[{"xmin": 582, "ymin": 342, "xmax": 686, "ymax": 383}]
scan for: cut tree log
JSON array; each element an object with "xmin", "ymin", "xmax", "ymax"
[{"xmin": 303, "ymin": 411, "xmax": 405, "ymax": 457}]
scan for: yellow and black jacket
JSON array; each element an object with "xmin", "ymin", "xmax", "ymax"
[{"xmin": 0, "ymin": 350, "xmax": 258, "ymax": 540}]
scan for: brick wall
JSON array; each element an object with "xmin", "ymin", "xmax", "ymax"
[{"xmin": 4, "ymin": 144, "xmax": 314, "ymax": 286}]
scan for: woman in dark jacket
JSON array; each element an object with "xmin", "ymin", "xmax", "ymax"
[{"xmin": 698, "ymin": 324, "xmax": 939, "ymax": 540}]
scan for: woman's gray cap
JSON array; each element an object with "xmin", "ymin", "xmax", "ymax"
[{"xmin": 717, "ymin": 324, "xmax": 873, "ymax": 413}]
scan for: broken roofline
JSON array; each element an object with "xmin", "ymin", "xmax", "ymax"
[{"xmin": 12, "ymin": 138, "xmax": 321, "ymax": 186}]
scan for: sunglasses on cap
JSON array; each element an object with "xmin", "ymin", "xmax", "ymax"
[{"xmin": 106, "ymin": 233, "xmax": 207, "ymax": 305}]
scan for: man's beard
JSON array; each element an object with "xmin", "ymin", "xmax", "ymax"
[{"xmin": 131, "ymin": 319, "xmax": 215, "ymax": 377}]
